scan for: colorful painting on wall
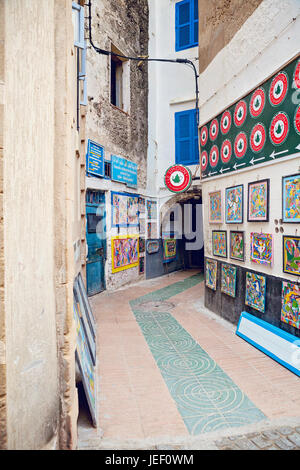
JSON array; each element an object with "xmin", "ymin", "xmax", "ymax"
[
  {"xmin": 282, "ymin": 174, "xmax": 300, "ymax": 223},
  {"xmin": 283, "ymin": 235, "xmax": 300, "ymax": 277},
  {"xmin": 147, "ymin": 200, "xmax": 157, "ymax": 220},
  {"xmin": 139, "ymin": 237, "xmax": 145, "ymax": 253},
  {"xmin": 111, "ymin": 192, "xmax": 139, "ymax": 227},
  {"xmin": 250, "ymin": 232, "xmax": 273, "ymax": 266},
  {"xmin": 147, "ymin": 221, "xmax": 158, "ymax": 239},
  {"xmin": 245, "ymin": 271, "xmax": 266, "ymax": 313},
  {"xmin": 221, "ymin": 263, "xmax": 237, "ymax": 298},
  {"xmin": 111, "ymin": 236, "xmax": 139, "ymax": 273},
  {"xmin": 225, "ymin": 185, "xmax": 244, "ymax": 224},
  {"xmin": 146, "ymin": 239, "xmax": 160, "ymax": 254},
  {"xmin": 138, "ymin": 197, "xmax": 145, "ymax": 214},
  {"xmin": 208, "ymin": 190, "xmax": 222, "ymax": 223},
  {"xmin": 163, "ymin": 238, "xmax": 177, "ymax": 263},
  {"xmin": 247, "ymin": 179, "xmax": 269, "ymax": 222},
  {"xmin": 206, "ymin": 258, "xmax": 217, "ymax": 291},
  {"xmin": 139, "ymin": 256, "xmax": 145, "ymax": 275},
  {"xmin": 127, "ymin": 196, "xmax": 139, "ymax": 225},
  {"xmin": 281, "ymin": 281, "xmax": 300, "ymax": 330},
  {"xmin": 230, "ymin": 231, "xmax": 245, "ymax": 261},
  {"xmin": 212, "ymin": 230, "xmax": 227, "ymax": 258}
]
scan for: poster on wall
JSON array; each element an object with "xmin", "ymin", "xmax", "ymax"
[
  {"xmin": 247, "ymin": 179, "xmax": 270, "ymax": 222},
  {"xmin": 205, "ymin": 258, "xmax": 217, "ymax": 291},
  {"xmin": 200, "ymin": 56, "xmax": 300, "ymax": 179},
  {"xmin": 111, "ymin": 192, "xmax": 139, "ymax": 227},
  {"xmin": 250, "ymin": 232, "xmax": 273, "ymax": 266},
  {"xmin": 283, "ymin": 235, "xmax": 300, "ymax": 276},
  {"xmin": 208, "ymin": 190, "xmax": 222, "ymax": 224},
  {"xmin": 245, "ymin": 271, "xmax": 266, "ymax": 313},
  {"xmin": 282, "ymin": 174, "xmax": 300, "ymax": 223},
  {"xmin": 163, "ymin": 238, "xmax": 177, "ymax": 263},
  {"xmin": 111, "ymin": 236, "xmax": 139, "ymax": 273},
  {"xmin": 281, "ymin": 281, "xmax": 300, "ymax": 330}
]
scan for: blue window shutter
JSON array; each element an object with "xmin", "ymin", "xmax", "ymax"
[
  {"xmin": 175, "ymin": 109, "xmax": 199, "ymax": 165},
  {"xmin": 175, "ymin": 0, "xmax": 198, "ymax": 52}
]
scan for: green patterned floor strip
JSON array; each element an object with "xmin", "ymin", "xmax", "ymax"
[{"xmin": 130, "ymin": 272, "xmax": 266, "ymax": 435}]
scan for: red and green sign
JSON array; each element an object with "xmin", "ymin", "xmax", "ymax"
[
  {"xmin": 164, "ymin": 164, "xmax": 192, "ymax": 193},
  {"xmin": 200, "ymin": 56, "xmax": 300, "ymax": 179}
]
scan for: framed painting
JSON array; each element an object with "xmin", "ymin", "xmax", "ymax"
[
  {"xmin": 282, "ymin": 174, "xmax": 300, "ymax": 223},
  {"xmin": 225, "ymin": 184, "xmax": 243, "ymax": 224},
  {"xmin": 147, "ymin": 200, "xmax": 157, "ymax": 220},
  {"xmin": 163, "ymin": 238, "xmax": 177, "ymax": 263},
  {"xmin": 283, "ymin": 235, "xmax": 300, "ymax": 276},
  {"xmin": 139, "ymin": 237, "xmax": 145, "ymax": 253},
  {"xmin": 139, "ymin": 256, "xmax": 145, "ymax": 275},
  {"xmin": 281, "ymin": 281, "xmax": 300, "ymax": 330},
  {"xmin": 138, "ymin": 197, "xmax": 145, "ymax": 214},
  {"xmin": 212, "ymin": 230, "xmax": 227, "ymax": 258},
  {"xmin": 247, "ymin": 179, "xmax": 269, "ymax": 222},
  {"xmin": 208, "ymin": 190, "xmax": 222, "ymax": 224},
  {"xmin": 111, "ymin": 191, "xmax": 139, "ymax": 227},
  {"xmin": 245, "ymin": 271, "xmax": 266, "ymax": 313},
  {"xmin": 111, "ymin": 235, "xmax": 139, "ymax": 273},
  {"xmin": 250, "ymin": 232, "xmax": 273, "ymax": 266},
  {"xmin": 205, "ymin": 258, "xmax": 217, "ymax": 291},
  {"xmin": 147, "ymin": 221, "xmax": 158, "ymax": 239},
  {"xmin": 230, "ymin": 231, "xmax": 245, "ymax": 261},
  {"xmin": 146, "ymin": 239, "xmax": 160, "ymax": 254},
  {"xmin": 221, "ymin": 263, "xmax": 237, "ymax": 298}
]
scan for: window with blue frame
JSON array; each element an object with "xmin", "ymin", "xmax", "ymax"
[
  {"xmin": 175, "ymin": 0, "xmax": 199, "ymax": 51},
  {"xmin": 175, "ymin": 109, "xmax": 199, "ymax": 165}
]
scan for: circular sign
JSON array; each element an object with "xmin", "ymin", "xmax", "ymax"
[
  {"xmin": 201, "ymin": 151, "xmax": 208, "ymax": 171},
  {"xmin": 200, "ymin": 126, "xmax": 208, "ymax": 147},
  {"xmin": 269, "ymin": 112, "xmax": 289, "ymax": 145},
  {"xmin": 269, "ymin": 72, "xmax": 288, "ymax": 106},
  {"xmin": 234, "ymin": 132, "xmax": 247, "ymax": 159},
  {"xmin": 294, "ymin": 60, "xmax": 300, "ymax": 89},
  {"xmin": 294, "ymin": 105, "xmax": 300, "ymax": 135},
  {"xmin": 221, "ymin": 139, "xmax": 232, "ymax": 163},
  {"xmin": 250, "ymin": 88, "xmax": 265, "ymax": 118},
  {"xmin": 250, "ymin": 123, "xmax": 266, "ymax": 153},
  {"xmin": 164, "ymin": 164, "xmax": 192, "ymax": 193},
  {"xmin": 209, "ymin": 145, "xmax": 219, "ymax": 167},
  {"xmin": 234, "ymin": 100, "xmax": 247, "ymax": 127},
  {"xmin": 220, "ymin": 110, "xmax": 232, "ymax": 134},
  {"xmin": 209, "ymin": 119, "xmax": 219, "ymax": 141}
]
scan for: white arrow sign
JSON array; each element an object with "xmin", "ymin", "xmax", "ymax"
[
  {"xmin": 250, "ymin": 156, "xmax": 265, "ymax": 165},
  {"xmin": 219, "ymin": 167, "xmax": 231, "ymax": 174},
  {"xmin": 269, "ymin": 149, "xmax": 289, "ymax": 159},
  {"xmin": 208, "ymin": 171, "xmax": 218, "ymax": 177},
  {"xmin": 233, "ymin": 162, "xmax": 246, "ymax": 170}
]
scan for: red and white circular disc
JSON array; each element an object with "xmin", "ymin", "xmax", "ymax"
[
  {"xmin": 269, "ymin": 72, "xmax": 288, "ymax": 106},
  {"xmin": 209, "ymin": 145, "xmax": 219, "ymax": 167},
  {"xmin": 294, "ymin": 105, "xmax": 300, "ymax": 136},
  {"xmin": 294, "ymin": 60, "xmax": 300, "ymax": 89},
  {"xmin": 250, "ymin": 88, "xmax": 265, "ymax": 118},
  {"xmin": 220, "ymin": 110, "xmax": 232, "ymax": 135},
  {"xmin": 164, "ymin": 165, "xmax": 192, "ymax": 193},
  {"xmin": 200, "ymin": 126, "xmax": 208, "ymax": 147},
  {"xmin": 234, "ymin": 100, "xmax": 247, "ymax": 127},
  {"xmin": 209, "ymin": 119, "xmax": 219, "ymax": 141},
  {"xmin": 269, "ymin": 112, "xmax": 289, "ymax": 145},
  {"xmin": 250, "ymin": 123, "xmax": 266, "ymax": 153},
  {"xmin": 221, "ymin": 139, "xmax": 232, "ymax": 163},
  {"xmin": 234, "ymin": 132, "xmax": 247, "ymax": 159},
  {"xmin": 201, "ymin": 151, "xmax": 208, "ymax": 171}
]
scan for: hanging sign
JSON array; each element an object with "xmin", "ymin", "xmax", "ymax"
[
  {"xmin": 164, "ymin": 164, "xmax": 192, "ymax": 193},
  {"xmin": 86, "ymin": 139, "xmax": 105, "ymax": 177},
  {"xmin": 200, "ymin": 55, "xmax": 300, "ymax": 179}
]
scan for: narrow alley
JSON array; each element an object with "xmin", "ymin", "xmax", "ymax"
[{"xmin": 77, "ymin": 270, "xmax": 300, "ymax": 450}]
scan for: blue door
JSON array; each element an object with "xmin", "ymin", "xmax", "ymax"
[{"xmin": 86, "ymin": 190, "xmax": 106, "ymax": 296}]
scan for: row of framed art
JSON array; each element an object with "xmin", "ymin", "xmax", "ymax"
[
  {"xmin": 212, "ymin": 230, "xmax": 300, "ymax": 277},
  {"xmin": 205, "ymin": 258, "xmax": 300, "ymax": 330},
  {"xmin": 208, "ymin": 173, "xmax": 300, "ymax": 224}
]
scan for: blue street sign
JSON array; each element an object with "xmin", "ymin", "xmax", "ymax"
[
  {"xmin": 111, "ymin": 155, "xmax": 138, "ymax": 187},
  {"xmin": 86, "ymin": 140, "xmax": 105, "ymax": 177}
]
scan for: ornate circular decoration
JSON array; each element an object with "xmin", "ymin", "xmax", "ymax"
[
  {"xmin": 164, "ymin": 164, "xmax": 192, "ymax": 193},
  {"xmin": 200, "ymin": 126, "xmax": 208, "ymax": 147},
  {"xmin": 250, "ymin": 88, "xmax": 266, "ymax": 118},
  {"xmin": 269, "ymin": 72, "xmax": 288, "ymax": 106},
  {"xmin": 209, "ymin": 119, "xmax": 219, "ymax": 141},
  {"xmin": 221, "ymin": 139, "xmax": 232, "ymax": 163},
  {"xmin": 269, "ymin": 112, "xmax": 289, "ymax": 145},
  {"xmin": 294, "ymin": 105, "xmax": 300, "ymax": 136},
  {"xmin": 209, "ymin": 145, "xmax": 219, "ymax": 167},
  {"xmin": 234, "ymin": 100, "xmax": 247, "ymax": 127},
  {"xmin": 220, "ymin": 110, "xmax": 232, "ymax": 135},
  {"xmin": 201, "ymin": 151, "xmax": 208, "ymax": 172},
  {"xmin": 250, "ymin": 123, "xmax": 266, "ymax": 153},
  {"xmin": 234, "ymin": 132, "xmax": 247, "ymax": 159},
  {"xmin": 293, "ymin": 59, "xmax": 300, "ymax": 89}
]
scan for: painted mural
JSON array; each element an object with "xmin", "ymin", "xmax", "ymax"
[
  {"xmin": 221, "ymin": 263, "xmax": 237, "ymax": 298},
  {"xmin": 283, "ymin": 235, "xmax": 300, "ymax": 276},
  {"xmin": 247, "ymin": 179, "xmax": 269, "ymax": 222},
  {"xmin": 212, "ymin": 230, "xmax": 227, "ymax": 258},
  {"xmin": 282, "ymin": 174, "xmax": 300, "ymax": 223},
  {"xmin": 209, "ymin": 190, "xmax": 222, "ymax": 223},
  {"xmin": 206, "ymin": 258, "xmax": 217, "ymax": 291},
  {"xmin": 225, "ymin": 185, "xmax": 243, "ymax": 223},
  {"xmin": 111, "ymin": 236, "xmax": 139, "ymax": 273},
  {"xmin": 111, "ymin": 192, "xmax": 139, "ymax": 227},
  {"xmin": 250, "ymin": 232, "xmax": 273, "ymax": 266},
  {"xmin": 230, "ymin": 231, "xmax": 244, "ymax": 261},
  {"xmin": 245, "ymin": 271, "xmax": 266, "ymax": 313},
  {"xmin": 281, "ymin": 281, "xmax": 300, "ymax": 330}
]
